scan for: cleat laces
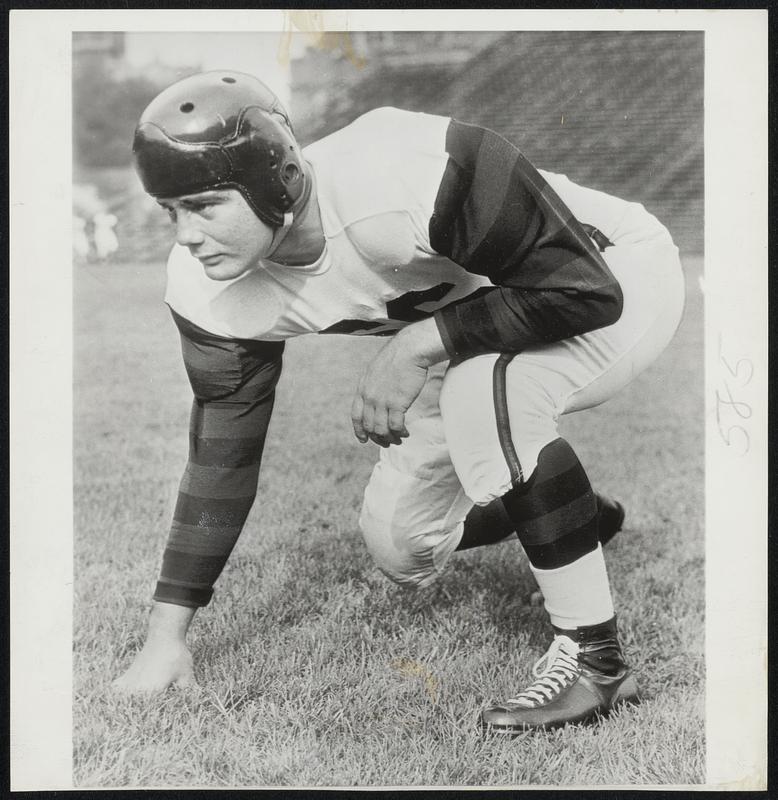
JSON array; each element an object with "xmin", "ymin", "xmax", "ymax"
[{"xmin": 506, "ymin": 635, "xmax": 580, "ymax": 708}]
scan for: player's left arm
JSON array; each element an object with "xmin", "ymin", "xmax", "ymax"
[{"xmin": 427, "ymin": 118, "xmax": 623, "ymax": 360}]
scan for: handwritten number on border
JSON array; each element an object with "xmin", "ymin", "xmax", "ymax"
[{"xmin": 716, "ymin": 336, "xmax": 752, "ymax": 456}]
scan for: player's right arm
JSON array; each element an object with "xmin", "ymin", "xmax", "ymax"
[{"xmin": 154, "ymin": 309, "xmax": 285, "ymax": 608}]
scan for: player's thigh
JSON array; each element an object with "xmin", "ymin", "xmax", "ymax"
[
  {"xmin": 536, "ymin": 233, "xmax": 685, "ymax": 412},
  {"xmin": 439, "ymin": 234, "xmax": 685, "ymax": 503},
  {"xmin": 359, "ymin": 363, "xmax": 472, "ymax": 586},
  {"xmin": 440, "ymin": 353, "xmax": 561, "ymax": 505}
]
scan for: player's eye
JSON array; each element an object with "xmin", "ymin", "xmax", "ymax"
[{"xmin": 189, "ymin": 201, "xmax": 215, "ymax": 214}]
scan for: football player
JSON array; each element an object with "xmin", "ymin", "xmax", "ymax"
[{"xmin": 113, "ymin": 71, "xmax": 685, "ymax": 733}]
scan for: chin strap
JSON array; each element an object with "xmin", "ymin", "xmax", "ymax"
[{"xmin": 266, "ymin": 211, "xmax": 295, "ymax": 258}]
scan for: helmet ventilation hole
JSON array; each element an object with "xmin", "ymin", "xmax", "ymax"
[
  {"xmin": 180, "ymin": 102, "xmax": 195, "ymax": 113},
  {"xmin": 222, "ymin": 77, "xmax": 237, "ymax": 84}
]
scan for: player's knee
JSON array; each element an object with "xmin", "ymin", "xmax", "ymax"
[
  {"xmin": 456, "ymin": 472, "xmax": 514, "ymax": 508},
  {"xmin": 446, "ymin": 418, "xmax": 548, "ymax": 507},
  {"xmin": 358, "ymin": 505, "xmax": 457, "ymax": 588},
  {"xmin": 358, "ymin": 508, "xmax": 434, "ymax": 588}
]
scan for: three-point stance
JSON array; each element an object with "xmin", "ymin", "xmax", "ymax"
[{"xmin": 114, "ymin": 71, "xmax": 685, "ymax": 732}]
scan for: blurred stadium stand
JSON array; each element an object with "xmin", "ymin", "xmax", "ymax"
[{"xmin": 292, "ymin": 31, "xmax": 703, "ymax": 255}]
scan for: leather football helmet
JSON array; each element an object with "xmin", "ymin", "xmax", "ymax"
[{"xmin": 133, "ymin": 71, "xmax": 307, "ymax": 227}]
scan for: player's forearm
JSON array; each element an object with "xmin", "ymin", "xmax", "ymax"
[
  {"xmin": 434, "ymin": 281, "xmax": 623, "ymax": 359},
  {"xmin": 395, "ymin": 316, "xmax": 450, "ymax": 367},
  {"xmin": 154, "ymin": 461, "xmax": 261, "ymax": 607}
]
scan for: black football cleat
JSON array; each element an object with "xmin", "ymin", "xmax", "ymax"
[{"xmin": 481, "ymin": 616, "xmax": 639, "ymax": 733}]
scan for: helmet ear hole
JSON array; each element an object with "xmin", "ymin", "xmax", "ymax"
[
  {"xmin": 180, "ymin": 102, "xmax": 195, "ymax": 113},
  {"xmin": 283, "ymin": 163, "xmax": 300, "ymax": 184}
]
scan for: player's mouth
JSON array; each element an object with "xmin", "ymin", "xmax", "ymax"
[{"xmin": 197, "ymin": 254, "xmax": 224, "ymax": 267}]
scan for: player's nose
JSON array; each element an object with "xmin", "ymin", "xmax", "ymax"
[{"xmin": 174, "ymin": 211, "xmax": 205, "ymax": 247}]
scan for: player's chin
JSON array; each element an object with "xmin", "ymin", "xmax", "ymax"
[{"xmin": 201, "ymin": 258, "xmax": 245, "ymax": 281}]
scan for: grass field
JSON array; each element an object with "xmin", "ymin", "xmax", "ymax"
[{"xmin": 73, "ymin": 254, "xmax": 705, "ymax": 788}]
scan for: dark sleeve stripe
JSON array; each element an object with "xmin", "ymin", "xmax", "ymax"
[
  {"xmin": 173, "ymin": 491, "xmax": 256, "ymax": 528},
  {"xmin": 154, "ymin": 583, "xmax": 214, "ymax": 608},
  {"xmin": 429, "ymin": 119, "xmax": 623, "ymax": 358},
  {"xmin": 188, "ymin": 432, "xmax": 269, "ymax": 468},
  {"xmin": 179, "ymin": 462, "xmax": 262, "ymax": 499},
  {"xmin": 433, "ymin": 313, "xmax": 458, "ymax": 359},
  {"xmin": 190, "ymin": 399, "xmax": 273, "ymax": 436},
  {"xmin": 167, "ymin": 521, "xmax": 244, "ymax": 551},
  {"xmin": 456, "ymin": 138, "xmax": 521, "ymax": 268},
  {"xmin": 435, "ymin": 294, "xmax": 507, "ymax": 358},
  {"xmin": 158, "ymin": 550, "xmax": 232, "ymax": 583},
  {"xmin": 156, "ymin": 573, "xmax": 218, "ymax": 588}
]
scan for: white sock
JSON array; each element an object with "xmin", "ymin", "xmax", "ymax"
[{"xmin": 530, "ymin": 544, "xmax": 614, "ymax": 630}]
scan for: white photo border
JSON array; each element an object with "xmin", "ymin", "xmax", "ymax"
[{"xmin": 9, "ymin": 8, "xmax": 768, "ymax": 790}]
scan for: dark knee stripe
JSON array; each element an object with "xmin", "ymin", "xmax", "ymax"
[
  {"xmin": 522, "ymin": 519, "xmax": 599, "ymax": 568},
  {"xmin": 503, "ymin": 457, "xmax": 591, "ymax": 516},
  {"xmin": 508, "ymin": 491, "xmax": 598, "ymax": 547},
  {"xmin": 493, "ymin": 353, "xmax": 523, "ymax": 485}
]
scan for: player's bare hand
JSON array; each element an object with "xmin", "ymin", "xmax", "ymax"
[
  {"xmin": 112, "ymin": 639, "xmax": 197, "ymax": 694},
  {"xmin": 351, "ymin": 334, "xmax": 428, "ymax": 447}
]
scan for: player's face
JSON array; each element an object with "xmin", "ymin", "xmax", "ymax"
[{"xmin": 158, "ymin": 189, "xmax": 275, "ymax": 280}]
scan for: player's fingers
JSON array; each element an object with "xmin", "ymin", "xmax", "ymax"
[
  {"xmin": 366, "ymin": 404, "xmax": 404, "ymax": 446},
  {"xmin": 387, "ymin": 408, "xmax": 409, "ymax": 439},
  {"xmin": 360, "ymin": 401, "xmax": 376, "ymax": 441},
  {"xmin": 370, "ymin": 406, "xmax": 391, "ymax": 438},
  {"xmin": 372, "ymin": 430, "xmax": 403, "ymax": 446},
  {"xmin": 350, "ymin": 394, "xmax": 368, "ymax": 443}
]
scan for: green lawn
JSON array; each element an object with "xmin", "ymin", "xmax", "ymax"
[{"xmin": 73, "ymin": 255, "xmax": 704, "ymax": 787}]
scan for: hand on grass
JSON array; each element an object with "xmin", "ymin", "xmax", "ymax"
[
  {"xmin": 112, "ymin": 639, "xmax": 197, "ymax": 694},
  {"xmin": 112, "ymin": 601, "xmax": 199, "ymax": 694}
]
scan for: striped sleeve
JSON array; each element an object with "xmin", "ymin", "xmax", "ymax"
[
  {"xmin": 430, "ymin": 119, "xmax": 623, "ymax": 358},
  {"xmin": 154, "ymin": 309, "xmax": 284, "ymax": 608}
]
